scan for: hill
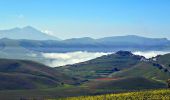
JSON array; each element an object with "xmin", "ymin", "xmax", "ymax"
[
  {"xmin": 56, "ymin": 51, "xmax": 170, "ymax": 90},
  {"xmin": 0, "ymin": 51, "xmax": 170, "ymax": 99},
  {"xmin": 57, "ymin": 51, "xmax": 143, "ymax": 79},
  {"xmin": 0, "ymin": 58, "xmax": 80, "ymax": 90}
]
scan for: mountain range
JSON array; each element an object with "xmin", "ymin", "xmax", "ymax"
[{"xmin": 0, "ymin": 26, "xmax": 170, "ymax": 52}]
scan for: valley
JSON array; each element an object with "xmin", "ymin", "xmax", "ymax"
[
  {"xmin": 1, "ymin": 1, "xmax": 170, "ymax": 99},
  {"xmin": 0, "ymin": 50, "xmax": 170, "ymax": 99}
]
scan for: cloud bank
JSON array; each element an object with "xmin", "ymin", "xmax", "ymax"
[
  {"xmin": 40, "ymin": 51, "xmax": 170, "ymax": 67},
  {"xmin": 133, "ymin": 51, "xmax": 170, "ymax": 58},
  {"xmin": 41, "ymin": 51, "xmax": 110, "ymax": 67}
]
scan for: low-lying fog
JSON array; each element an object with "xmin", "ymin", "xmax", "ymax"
[
  {"xmin": 41, "ymin": 51, "xmax": 111, "ymax": 67},
  {"xmin": 39, "ymin": 51, "xmax": 170, "ymax": 67},
  {"xmin": 133, "ymin": 51, "xmax": 170, "ymax": 59}
]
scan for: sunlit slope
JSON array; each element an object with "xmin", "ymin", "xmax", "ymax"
[{"xmin": 54, "ymin": 89, "xmax": 170, "ymax": 100}]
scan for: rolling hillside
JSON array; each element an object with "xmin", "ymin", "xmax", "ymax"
[
  {"xmin": 56, "ymin": 51, "xmax": 144, "ymax": 79},
  {"xmin": 0, "ymin": 58, "xmax": 80, "ymax": 90},
  {"xmin": 56, "ymin": 51, "xmax": 170, "ymax": 90},
  {"xmin": 0, "ymin": 51, "xmax": 170, "ymax": 99}
]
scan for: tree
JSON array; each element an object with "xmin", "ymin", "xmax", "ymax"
[
  {"xmin": 164, "ymin": 69, "xmax": 168, "ymax": 72},
  {"xmin": 167, "ymin": 79, "xmax": 170, "ymax": 88}
]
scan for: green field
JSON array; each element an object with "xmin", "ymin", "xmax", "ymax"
[{"xmin": 52, "ymin": 89, "xmax": 170, "ymax": 100}]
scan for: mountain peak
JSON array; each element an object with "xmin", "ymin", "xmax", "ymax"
[
  {"xmin": 0, "ymin": 26, "xmax": 59, "ymax": 40},
  {"xmin": 22, "ymin": 26, "xmax": 38, "ymax": 31},
  {"xmin": 115, "ymin": 51, "xmax": 133, "ymax": 56}
]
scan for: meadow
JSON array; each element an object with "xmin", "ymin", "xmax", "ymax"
[{"xmin": 52, "ymin": 89, "xmax": 170, "ymax": 100}]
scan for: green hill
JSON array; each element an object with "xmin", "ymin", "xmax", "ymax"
[
  {"xmin": 0, "ymin": 58, "xmax": 80, "ymax": 90},
  {"xmin": 57, "ymin": 51, "xmax": 143, "ymax": 79},
  {"xmin": 56, "ymin": 51, "xmax": 170, "ymax": 90}
]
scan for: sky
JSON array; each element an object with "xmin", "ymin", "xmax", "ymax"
[{"xmin": 0, "ymin": 0, "xmax": 170, "ymax": 39}]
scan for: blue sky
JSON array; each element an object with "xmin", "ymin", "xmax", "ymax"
[{"xmin": 0, "ymin": 0, "xmax": 170, "ymax": 39}]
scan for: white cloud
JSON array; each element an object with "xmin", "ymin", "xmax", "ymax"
[
  {"xmin": 133, "ymin": 51, "xmax": 169, "ymax": 58},
  {"xmin": 41, "ymin": 51, "xmax": 110, "ymax": 67},
  {"xmin": 33, "ymin": 51, "xmax": 170, "ymax": 67},
  {"xmin": 41, "ymin": 30, "xmax": 56, "ymax": 36}
]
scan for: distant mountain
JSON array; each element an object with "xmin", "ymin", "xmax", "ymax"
[
  {"xmin": 63, "ymin": 37, "xmax": 96, "ymax": 44},
  {"xmin": 0, "ymin": 58, "xmax": 80, "ymax": 90},
  {"xmin": 97, "ymin": 35, "xmax": 169, "ymax": 46},
  {"xmin": 0, "ymin": 26, "xmax": 59, "ymax": 40},
  {"xmin": 0, "ymin": 35, "xmax": 170, "ymax": 58},
  {"xmin": 16, "ymin": 35, "xmax": 170, "ymax": 52},
  {"xmin": 0, "ymin": 35, "xmax": 170, "ymax": 67}
]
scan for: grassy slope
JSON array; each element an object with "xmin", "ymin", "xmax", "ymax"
[
  {"xmin": 56, "ymin": 52, "xmax": 170, "ymax": 95},
  {"xmin": 57, "ymin": 51, "xmax": 142, "ymax": 79},
  {"xmin": 156, "ymin": 54, "xmax": 170, "ymax": 70},
  {"xmin": 0, "ymin": 59, "xmax": 79, "ymax": 90},
  {"xmin": 111, "ymin": 62, "xmax": 170, "ymax": 82},
  {"xmin": 84, "ymin": 77, "xmax": 166, "ymax": 91}
]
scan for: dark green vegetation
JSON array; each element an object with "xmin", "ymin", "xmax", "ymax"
[{"xmin": 1, "ymin": 51, "xmax": 170, "ymax": 100}]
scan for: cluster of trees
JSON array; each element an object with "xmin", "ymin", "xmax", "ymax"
[
  {"xmin": 152, "ymin": 63, "xmax": 168, "ymax": 73},
  {"xmin": 167, "ymin": 79, "xmax": 170, "ymax": 88},
  {"xmin": 112, "ymin": 68, "xmax": 120, "ymax": 72}
]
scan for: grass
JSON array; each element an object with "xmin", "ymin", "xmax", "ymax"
[{"xmin": 51, "ymin": 89, "xmax": 170, "ymax": 100}]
